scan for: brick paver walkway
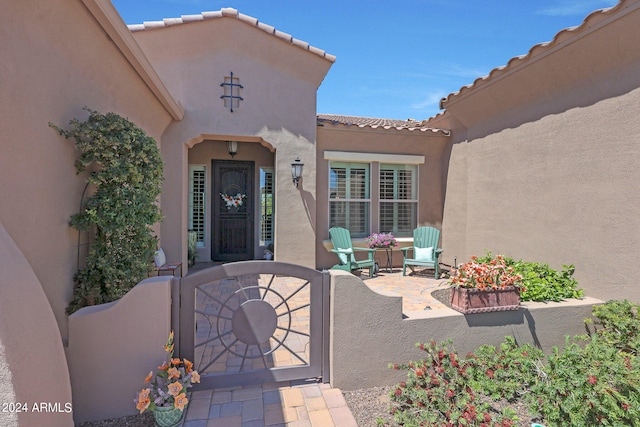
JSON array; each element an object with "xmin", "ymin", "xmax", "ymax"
[{"xmin": 182, "ymin": 380, "xmax": 357, "ymax": 427}]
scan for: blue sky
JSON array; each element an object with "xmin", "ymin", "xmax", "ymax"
[{"xmin": 111, "ymin": 0, "xmax": 618, "ymax": 120}]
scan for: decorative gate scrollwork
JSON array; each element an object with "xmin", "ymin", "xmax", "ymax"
[{"xmin": 177, "ymin": 261, "xmax": 330, "ymax": 389}]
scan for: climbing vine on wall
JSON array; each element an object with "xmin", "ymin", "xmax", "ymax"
[{"xmin": 51, "ymin": 108, "xmax": 164, "ymax": 313}]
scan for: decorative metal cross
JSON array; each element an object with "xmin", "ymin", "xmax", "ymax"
[{"xmin": 220, "ymin": 72, "xmax": 243, "ymax": 112}]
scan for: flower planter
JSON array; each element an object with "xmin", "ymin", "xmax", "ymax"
[
  {"xmin": 152, "ymin": 405, "xmax": 185, "ymax": 427},
  {"xmin": 450, "ymin": 286, "xmax": 521, "ymax": 314}
]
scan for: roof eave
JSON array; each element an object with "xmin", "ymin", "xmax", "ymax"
[
  {"xmin": 81, "ymin": 0, "xmax": 184, "ymax": 121},
  {"xmin": 317, "ymin": 116, "xmax": 451, "ymax": 136},
  {"xmin": 440, "ymin": 0, "xmax": 632, "ymax": 111},
  {"xmin": 127, "ymin": 8, "xmax": 337, "ymax": 64}
]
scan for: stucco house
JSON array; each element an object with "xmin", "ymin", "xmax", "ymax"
[{"xmin": 1, "ymin": 0, "xmax": 639, "ymax": 424}]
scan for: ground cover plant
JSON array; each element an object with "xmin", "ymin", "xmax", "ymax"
[
  {"xmin": 474, "ymin": 253, "xmax": 584, "ymax": 302},
  {"xmin": 386, "ymin": 300, "xmax": 640, "ymax": 426}
]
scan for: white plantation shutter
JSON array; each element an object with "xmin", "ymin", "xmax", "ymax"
[
  {"xmin": 188, "ymin": 165, "xmax": 206, "ymax": 247},
  {"xmin": 329, "ymin": 162, "xmax": 370, "ymax": 237},
  {"xmin": 260, "ymin": 168, "xmax": 274, "ymax": 245},
  {"xmin": 379, "ymin": 164, "xmax": 417, "ymax": 237}
]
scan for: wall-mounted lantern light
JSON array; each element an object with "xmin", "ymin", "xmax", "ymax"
[
  {"xmin": 227, "ymin": 141, "xmax": 238, "ymax": 158},
  {"xmin": 291, "ymin": 158, "xmax": 304, "ymax": 187}
]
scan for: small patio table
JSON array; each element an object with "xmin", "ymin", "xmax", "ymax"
[{"xmin": 375, "ymin": 247, "xmax": 394, "ymax": 273}]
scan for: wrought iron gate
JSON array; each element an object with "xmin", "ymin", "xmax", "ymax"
[
  {"xmin": 212, "ymin": 160, "xmax": 254, "ymax": 262},
  {"xmin": 176, "ymin": 261, "xmax": 330, "ymax": 390}
]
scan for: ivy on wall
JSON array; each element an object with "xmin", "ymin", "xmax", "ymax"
[{"xmin": 51, "ymin": 108, "xmax": 164, "ymax": 313}]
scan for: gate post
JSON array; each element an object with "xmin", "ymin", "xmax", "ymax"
[
  {"xmin": 321, "ymin": 269, "xmax": 331, "ymax": 383},
  {"xmin": 171, "ymin": 277, "xmax": 181, "ymax": 356}
]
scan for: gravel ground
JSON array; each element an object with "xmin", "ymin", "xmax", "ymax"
[
  {"xmin": 343, "ymin": 386, "xmax": 395, "ymax": 427},
  {"xmin": 343, "ymin": 385, "xmax": 541, "ymax": 427},
  {"xmin": 77, "ymin": 412, "xmax": 154, "ymax": 427}
]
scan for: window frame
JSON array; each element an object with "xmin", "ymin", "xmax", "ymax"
[
  {"xmin": 328, "ymin": 161, "xmax": 372, "ymax": 238},
  {"xmin": 259, "ymin": 167, "xmax": 274, "ymax": 247},
  {"xmin": 378, "ymin": 163, "xmax": 418, "ymax": 237},
  {"xmin": 188, "ymin": 164, "xmax": 207, "ymax": 248},
  {"xmin": 325, "ymin": 151, "xmax": 424, "ymax": 239}
]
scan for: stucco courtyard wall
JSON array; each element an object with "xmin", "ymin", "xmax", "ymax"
[
  {"xmin": 437, "ymin": 3, "xmax": 640, "ymax": 302},
  {"xmin": 0, "ymin": 0, "xmax": 174, "ymax": 338},
  {"xmin": 131, "ymin": 13, "xmax": 334, "ymax": 271},
  {"xmin": 329, "ymin": 270, "xmax": 602, "ymax": 390},
  {"xmin": 66, "ymin": 276, "xmax": 172, "ymax": 424},
  {"xmin": 0, "ymin": 222, "xmax": 73, "ymax": 427}
]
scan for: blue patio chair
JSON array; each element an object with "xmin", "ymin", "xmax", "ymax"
[
  {"xmin": 329, "ymin": 227, "xmax": 376, "ymax": 277},
  {"xmin": 401, "ymin": 226, "xmax": 442, "ymax": 278}
]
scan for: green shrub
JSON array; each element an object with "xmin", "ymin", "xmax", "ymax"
[
  {"xmin": 465, "ymin": 337, "xmax": 544, "ymax": 402},
  {"xmin": 528, "ymin": 336, "xmax": 640, "ymax": 426},
  {"xmin": 51, "ymin": 108, "xmax": 163, "ymax": 313},
  {"xmin": 475, "ymin": 253, "xmax": 584, "ymax": 302},
  {"xmin": 585, "ymin": 299, "xmax": 640, "ymax": 356},
  {"xmin": 389, "ymin": 340, "xmax": 520, "ymax": 426},
  {"xmin": 389, "ymin": 301, "xmax": 640, "ymax": 426}
]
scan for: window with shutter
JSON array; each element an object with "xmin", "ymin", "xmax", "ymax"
[
  {"xmin": 379, "ymin": 164, "xmax": 417, "ymax": 237},
  {"xmin": 260, "ymin": 168, "xmax": 274, "ymax": 246},
  {"xmin": 329, "ymin": 162, "xmax": 370, "ymax": 237},
  {"xmin": 188, "ymin": 165, "xmax": 206, "ymax": 247}
]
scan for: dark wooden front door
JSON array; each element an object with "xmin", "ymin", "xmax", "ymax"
[{"xmin": 212, "ymin": 160, "xmax": 254, "ymax": 261}]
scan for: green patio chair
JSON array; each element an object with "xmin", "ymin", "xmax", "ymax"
[
  {"xmin": 401, "ymin": 226, "xmax": 443, "ymax": 278},
  {"xmin": 329, "ymin": 227, "xmax": 376, "ymax": 277}
]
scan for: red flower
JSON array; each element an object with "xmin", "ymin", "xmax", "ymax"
[
  {"xmin": 394, "ymin": 388, "xmax": 402, "ymax": 397},
  {"xmin": 588, "ymin": 375, "xmax": 597, "ymax": 385},
  {"xmin": 485, "ymin": 369, "xmax": 494, "ymax": 379}
]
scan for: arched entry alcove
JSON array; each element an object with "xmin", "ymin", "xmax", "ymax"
[{"xmin": 187, "ymin": 136, "xmax": 275, "ymax": 264}]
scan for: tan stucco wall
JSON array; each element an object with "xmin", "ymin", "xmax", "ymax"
[
  {"xmin": 316, "ymin": 126, "xmax": 450, "ymax": 269},
  {"xmin": 66, "ymin": 276, "xmax": 172, "ymax": 423},
  {"xmin": 132, "ymin": 18, "xmax": 333, "ymax": 270},
  {"xmin": 0, "ymin": 0, "xmax": 174, "ymax": 337},
  {"xmin": 439, "ymin": 4, "xmax": 640, "ymax": 302},
  {"xmin": 0, "ymin": 222, "xmax": 73, "ymax": 426},
  {"xmin": 329, "ymin": 270, "xmax": 602, "ymax": 390}
]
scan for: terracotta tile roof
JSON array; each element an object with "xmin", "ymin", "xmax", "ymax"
[
  {"xmin": 317, "ymin": 114, "xmax": 451, "ymax": 135},
  {"xmin": 439, "ymin": 0, "xmax": 626, "ymax": 109},
  {"xmin": 127, "ymin": 8, "xmax": 336, "ymax": 63}
]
